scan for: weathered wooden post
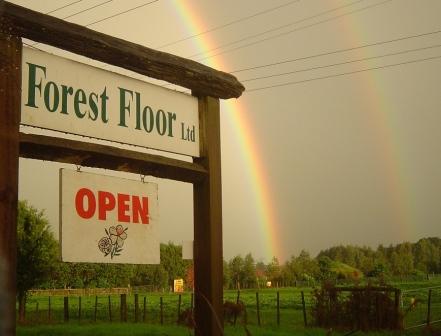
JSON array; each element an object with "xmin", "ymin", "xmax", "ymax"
[
  {"xmin": 0, "ymin": 21, "xmax": 21, "ymax": 336},
  {"xmin": 193, "ymin": 96, "xmax": 223, "ymax": 335},
  {"xmin": 234, "ymin": 289, "xmax": 241, "ymax": 325},
  {"xmin": 94, "ymin": 296, "xmax": 98, "ymax": 322},
  {"xmin": 78, "ymin": 296, "xmax": 82, "ymax": 322},
  {"xmin": 427, "ymin": 289, "xmax": 432, "ymax": 326},
  {"xmin": 277, "ymin": 291, "xmax": 280, "ymax": 326},
  {"xmin": 301, "ymin": 291, "xmax": 307, "ymax": 327},
  {"xmin": 177, "ymin": 294, "xmax": 182, "ymax": 323},
  {"xmin": 160, "ymin": 296, "xmax": 164, "ymax": 325},
  {"xmin": 134, "ymin": 293, "xmax": 139, "ymax": 323},
  {"xmin": 0, "ymin": 3, "xmax": 244, "ymax": 336},
  {"xmin": 143, "ymin": 296, "xmax": 147, "ymax": 322},
  {"xmin": 256, "ymin": 292, "xmax": 261, "ymax": 327},
  {"xmin": 120, "ymin": 294, "xmax": 127, "ymax": 322},
  {"xmin": 64, "ymin": 297, "xmax": 69, "ymax": 322},
  {"xmin": 108, "ymin": 295, "xmax": 112, "ymax": 322}
]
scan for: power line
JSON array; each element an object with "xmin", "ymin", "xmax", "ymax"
[
  {"xmin": 157, "ymin": 0, "xmax": 301, "ymax": 49},
  {"xmin": 62, "ymin": 0, "xmax": 113, "ymax": 20},
  {"xmin": 187, "ymin": 0, "xmax": 365, "ymax": 59},
  {"xmin": 240, "ymin": 43, "xmax": 441, "ymax": 82},
  {"xmin": 45, "ymin": 0, "xmax": 85, "ymax": 15},
  {"xmin": 231, "ymin": 29, "xmax": 441, "ymax": 73},
  {"xmin": 194, "ymin": 0, "xmax": 393, "ymax": 62},
  {"xmin": 246, "ymin": 54, "xmax": 441, "ymax": 92},
  {"xmin": 86, "ymin": 0, "xmax": 160, "ymax": 27}
]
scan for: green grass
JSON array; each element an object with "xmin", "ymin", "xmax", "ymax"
[
  {"xmin": 17, "ymin": 323, "xmax": 428, "ymax": 336},
  {"xmin": 19, "ymin": 280, "xmax": 441, "ymax": 332}
]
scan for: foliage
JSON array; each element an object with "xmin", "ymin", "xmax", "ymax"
[
  {"xmin": 17, "ymin": 201, "xmax": 58, "ymax": 297},
  {"xmin": 17, "ymin": 201, "xmax": 59, "ymax": 321},
  {"xmin": 311, "ymin": 282, "xmax": 402, "ymax": 331}
]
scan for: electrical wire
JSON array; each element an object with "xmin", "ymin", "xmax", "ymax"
[
  {"xmin": 45, "ymin": 0, "xmax": 85, "ymax": 15},
  {"xmin": 194, "ymin": 0, "xmax": 393, "ymax": 62},
  {"xmin": 240, "ymin": 43, "xmax": 441, "ymax": 82},
  {"xmin": 86, "ymin": 0, "xmax": 160, "ymax": 27},
  {"xmin": 230, "ymin": 28, "xmax": 441, "ymax": 73},
  {"xmin": 61, "ymin": 0, "xmax": 113, "ymax": 20},
  {"xmin": 157, "ymin": 0, "xmax": 302, "ymax": 49},
  {"xmin": 246, "ymin": 54, "xmax": 441, "ymax": 92},
  {"xmin": 187, "ymin": 0, "xmax": 366, "ymax": 59}
]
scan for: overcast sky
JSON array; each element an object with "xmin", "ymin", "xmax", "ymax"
[{"xmin": 14, "ymin": 0, "xmax": 441, "ymax": 262}]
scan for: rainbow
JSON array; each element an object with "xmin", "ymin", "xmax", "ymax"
[
  {"xmin": 340, "ymin": 8, "xmax": 410, "ymax": 241},
  {"xmin": 168, "ymin": 0, "xmax": 283, "ymax": 261}
]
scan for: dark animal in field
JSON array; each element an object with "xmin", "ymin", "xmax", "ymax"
[
  {"xmin": 177, "ymin": 308, "xmax": 195, "ymax": 329},
  {"xmin": 223, "ymin": 300, "xmax": 246, "ymax": 324},
  {"xmin": 423, "ymin": 325, "xmax": 441, "ymax": 336}
]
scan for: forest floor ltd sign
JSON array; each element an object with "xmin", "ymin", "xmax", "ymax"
[
  {"xmin": 60, "ymin": 169, "xmax": 159, "ymax": 264},
  {"xmin": 21, "ymin": 47, "xmax": 199, "ymax": 157}
]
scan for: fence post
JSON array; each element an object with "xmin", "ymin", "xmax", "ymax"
[
  {"xmin": 94, "ymin": 296, "xmax": 98, "ymax": 322},
  {"xmin": 394, "ymin": 289, "xmax": 401, "ymax": 329},
  {"xmin": 108, "ymin": 295, "xmax": 112, "ymax": 322},
  {"xmin": 48, "ymin": 296, "xmax": 51, "ymax": 322},
  {"xmin": 143, "ymin": 296, "xmax": 147, "ymax": 322},
  {"xmin": 64, "ymin": 297, "xmax": 69, "ymax": 322},
  {"xmin": 134, "ymin": 293, "xmax": 139, "ymax": 323},
  {"xmin": 301, "ymin": 291, "xmax": 307, "ymax": 327},
  {"xmin": 35, "ymin": 302, "xmax": 39, "ymax": 323},
  {"xmin": 177, "ymin": 294, "xmax": 182, "ymax": 322},
  {"xmin": 78, "ymin": 297, "xmax": 82, "ymax": 322},
  {"xmin": 427, "ymin": 289, "xmax": 432, "ymax": 326},
  {"xmin": 256, "ymin": 292, "xmax": 261, "ymax": 327},
  {"xmin": 160, "ymin": 296, "xmax": 164, "ymax": 325},
  {"xmin": 277, "ymin": 291, "xmax": 280, "ymax": 326},
  {"xmin": 233, "ymin": 290, "xmax": 240, "ymax": 325},
  {"xmin": 120, "ymin": 294, "xmax": 127, "ymax": 322}
]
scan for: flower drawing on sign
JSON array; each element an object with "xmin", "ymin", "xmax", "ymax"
[{"xmin": 98, "ymin": 225, "xmax": 128, "ymax": 259}]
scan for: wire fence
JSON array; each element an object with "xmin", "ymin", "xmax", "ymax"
[
  {"xmin": 402, "ymin": 285, "xmax": 441, "ymax": 330},
  {"xmin": 19, "ymin": 285, "xmax": 441, "ymax": 332}
]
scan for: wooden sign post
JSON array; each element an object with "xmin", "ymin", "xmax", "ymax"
[{"xmin": 0, "ymin": 2, "xmax": 244, "ymax": 336}]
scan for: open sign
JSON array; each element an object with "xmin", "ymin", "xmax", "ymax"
[{"xmin": 60, "ymin": 169, "xmax": 159, "ymax": 264}]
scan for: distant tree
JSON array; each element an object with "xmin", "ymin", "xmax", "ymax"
[
  {"xmin": 242, "ymin": 253, "xmax": 256, "ymax": 288},
  {"xmin": 223, "ymin": 259, "xmax": 231, "ymax": 288},
  {"xmin": 229, "ymin": 255, "xmax": 244, "ymax": 289},
  {"xmin": 266, "ymin": 257, "xmax": 282, "ymax": 287},
  {"xmin": 255, "ymin": 261, "xmax": 267, "ymax": 285},
  {"xmin": 295, "ymin": 250, "xmax": 320, "ymax": 280},
  {"xmin": 317, "ymin": 256, "xmax": 333, "ymax": 280},
  {"xmin": 160, "ymin": 242, "xmax": 188, "ymax": 289},
  {"xmin": 17, "ymin": 201, "xmax": 58, "ymax": 322}
]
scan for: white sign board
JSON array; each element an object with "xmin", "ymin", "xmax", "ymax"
[
  {"xmin": 21, "ymin": 47, "xmax": 199, "ymax": 157},
  {"xmin": 60, "ymin": 169, "xmax": 159, "ymax": 264}
]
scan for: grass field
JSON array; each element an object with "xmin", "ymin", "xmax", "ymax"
[
  {"xmin": 17, "ymin": 323, "xmax": 428, "ymax": 336},
  {"xmin": 18, "ymin": 280, "xmax": 441, "ymax": 335}
]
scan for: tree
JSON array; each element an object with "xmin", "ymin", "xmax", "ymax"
[
  {"xmin": 228, "ymin": 255, "xmax": 244, "ymax": 289},
  {"xmin": 242, "ymin": 253, "xmax": 256, "ymax": 288},
  {"xmin": 160, "ymin": 242, "xmax": 188, "ymax": 289},
  {"xmin": 266, "ymin": 256, "xmax": 282, "ymax": 287},
  {"xmin": 17, "ymin": 201, "xmax": 58, "ymax": 322}
]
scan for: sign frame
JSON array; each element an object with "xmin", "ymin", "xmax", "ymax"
[{"xmin": 0, "ymin": 3, "xmax": 244, "ymax": 336}]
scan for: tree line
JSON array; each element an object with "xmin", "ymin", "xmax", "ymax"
[{"xmin": 18, "ymin": 201, "xmax": 441, "ymax": 298}]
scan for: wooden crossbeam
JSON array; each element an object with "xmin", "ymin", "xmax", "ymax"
[
  {"xmin": 19, "ymin": 133, "xmax": 207, "ymax": 184},
  {"xmin": 0, "ymin": 1, "xmax": 244, "ymax": 99}
]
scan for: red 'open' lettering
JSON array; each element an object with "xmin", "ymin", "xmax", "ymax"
[
  {"xmin": 132, "ymin": 196, "xmax": 149, "ymax": 224},
  {"xmin": 75, "ymin": 188, "xmax": 96, "ymax": 219},
  {"xmin": 98, "ymin": 191, "xmax": 115, "ymax": 220},
  {"xmin": 118, "ymin": 193, "xmax": 130, "ymax": 222}
]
